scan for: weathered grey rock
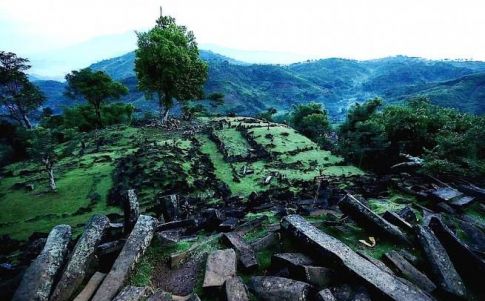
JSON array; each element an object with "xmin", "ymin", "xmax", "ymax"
[
  {"xmin": 12, "ymin": 224, "xmax": 71, "ymax": 301},
  {"xmin": 72, "ymin": 272, "xmax": 105, "ymax": 301},
  {"xmin": 123, "ymin": 189, "xmax": 140, "ymax": 234},
  {"xmin": 146, "ymin": 289, "xmax": 172, "ymax": 301},
  {"xmin": 383, "ymin": 211, "xmax": 413, "ymax": 232},
  {"xmin": 356, "ymin": 251, "xmax": 394, "ymax": 274},
  {"xmin": 415, "ymin": 225, "xmax": 466, "ymax": 299},
  {"xmin": 248, "ymin": 276, "xmax": 312, "ymax": 301},
  {"xmin": 317, "ymin": 288, "xmax": 336, "ymax": 301},
  {"xmin": 51, "ymin": 215, "xmax": 110, "ymax": 301},
  {"xmin": 351, "ymin": 287, "xmax": 371, "ymax": 301},
  {"xmin": 250, "ymin": 232, "xmax": 279, "ymax": 251},
  {"xmin": 223, "ymin": 232, "xmax": 258, "ymax": 269},
  {"xmin": 157, "ymin": 219, "xmax": 197, "ymax": 231},
  {"xmin": 96, "ymin": 239, "xmax": 125, "ymax": 256},
  {"xmin": 203, "ymin": 249, "xmax": 237, "ymax": 288},
  {"xmin": 430, "ymin": 187, "xmax": 462, "ymax": 202},
  {"xmin": 113, "ymin": 285, "xmax": 148, "ymax": 301},
  {"xmin": 235, "ymin": 215, "xmax": 268, "ymax": 235},
  {"xmin": 157, "ymin": 229, "xmax": 182, "ymax": 245},
  {"xmin": 272, "ymin": 253, "xmax": 314, "ymax": 269},
  {"xmin": 383, "ymin": 250, "xmax": 436, "ymax": 293},
  {"xmin": 429, "ymin": 216, "xmax": 485, "ymax": 289},
  {"xmin": 224, "ymin": 276, "xmax": 250, "ymax": 301},
  {"xmin": 91, "ymin": 215, "xmax": 157, "ymax": 301},
  {"xmin": 338, "ymin": 194, "xmax": 410, "ymax": 244},
  {"xmin": 170, "ymin": 233, "xmax": 222, "ymax": 268},
  {"xmin": 299, "ymin": 265, "xmax": 333, "ymax": 288},
  {"xmin": 397, "ymin": 206, "xmax": 417, "ymax": 224},
  {"xmin": 281, "ymin": 215, "xmax": 433, "ymax": 301},
  {"xmin": 449, "ymin": 195, "xmax": 475, "ymax": 208}
]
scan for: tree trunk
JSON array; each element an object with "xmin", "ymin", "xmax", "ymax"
[
  {"xmin": 94, "ymin": 105, "xmax": 102, "ymax": 128},
  {"xmin": 162, "ymin": 108, "xmax": 170, "ymax": 124},
  {"xmin": 48, "ymin": 168, "xmax": 56, "ymax": 191}
]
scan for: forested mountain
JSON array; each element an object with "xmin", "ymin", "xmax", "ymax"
[{"xmin": 33, "ymin": 51, "xmax": 485, "ymax": 120}]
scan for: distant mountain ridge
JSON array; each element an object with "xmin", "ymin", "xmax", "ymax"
[{"xmin": 33, "ymin": 50, "xmax": 485, "ymax": 119}]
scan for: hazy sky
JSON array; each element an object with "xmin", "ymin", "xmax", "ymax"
[{"xmin": 1, "ymin": 0, "xmax": 485, "ymax": 77}]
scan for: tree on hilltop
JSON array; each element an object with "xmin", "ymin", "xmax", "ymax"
[
  {"xmin": 29, "ymin": 128, "xmax": 58, "ymax": 191},
  {"xmin": 65, "ymin": 68, "xmax": 128, "ymax": 128},
  {"xmin": 135, "ymin": 13, "xmax": 208, "ymax": 123},
  {"xmin": 0, "ymin": 51, "xmax": 45, "ymax": 128}
]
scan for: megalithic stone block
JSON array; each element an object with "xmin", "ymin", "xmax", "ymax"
[
  {"xmin": 415, "ymin": 225, "xmax": 466, "ymax": 299},
  {"xmin": 113, "ymin": 286, "xmax": 148, "ymax": 301},
  {"xmin": 72, "ymin": 272, "xmax": 106, "ymax": 301},
  {"xmin": 12, "ymin": 224, "xmax": 71, "ymax": 301},
  {"xmin": 203, "ymin": 249, "xmax": 237, "ymax": 288},
  {"xmin": 338, "ymin": 194, "xmax": 410, "ymax": 244},
  {"xmin": 223, "ymin": 232, "xmax": 258, "ymax": 270},
  {"xmin": 224, "ymin": 276, "xmax": 250, "ymax": 301},
  {"xmin": 428, "ymin": 216, "xmax": 485, "ymax": 290},
  {"xmin": 281, "ymin": 215, "xmax": 433, "ymax": 301},
  {"xmin": 51, "ymin": 215, "xmax": 110, "ymax": 301},
  {"xmin": 91, "ymin": 215, "xmax": 157, "ymax": 301},
  {"xmin": 124, "ymin": 189, "xmax": 140, "ymax": 234}
]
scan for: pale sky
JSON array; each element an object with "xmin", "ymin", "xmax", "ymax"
[{"xmin": 1, "ymin": 0, "xmax": 485, "ymax": 78}]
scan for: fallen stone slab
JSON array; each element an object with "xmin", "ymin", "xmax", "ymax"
[
  {"xmin": 157, "ymin": 219, "xmax": 197, "ymax": 231},
  {"xmin": 91, "ymin": 215, "xmax": 157, "ymax": 301},
  {"xmin": 457, "ymin": 183, "xmax": 485, "ymax": 199},
  {"xmin": 113, "ymin": 286, "xmax": 148, "ymax": 301},
  {"xmin": 281, "ymin": 215, "xmax": 433, "ymax": 301},
  {"xmin": 449, "ymin": 195, "xmax": 475, "ymax": 208},
  {"xmin": 299, "ymin": 265, "xmax": 333, "ymax": 288},
  {"xmin": 271, "ymin": 253, "xmax": 332, "ymax": 287},
  {"xmin": 203, "ymin": 249, "xmax": 237, "ymax": 288},
  {"xmin": 224, "ymin": 276, "xmax": 250, "ymax": 301},
  {"xmin": 123, "ymin": 189, "xmax": 140, "ymax": 234},
  {"xmin": 235, "ymin": 215, "xmax": 268, "ymax": 235},
  {"xmin": 219, "ymin": 217, "xmax": 239, "ymax": 232},
  {"xmin": 248, "ymin": 276, "xmax": 312, "ymax": 301},
  {"xmin": 272, "ymin": 253, "xmax": 314, "ymax": 269},
  {"xmin": 72, "ymin": 272, "xmax": 106, "ymax": 301},
  {"xmin": 250, "ymin": 232, "xmax": 279, "ymax": 251},
  {"xmin": 170, "ymin": 233, "xmax": 222, "ymax": 269},
  {"xmin": 223, "ymin": 232, "xmax": 258, "ymax": 270},
  {"xmin": 96, "ymin": 239, "xmax": 125, "ymax": 256},
  {"xmin": 157, "ymin": 229, "xmax": 183, "ymax": 245},
  {"xmin": 339, "ymin": 194, "xmax": 410, "ymax": 244},
  {"xmin": 415, "ymin": 225, "xmax": 466, "ymax": 299},
  {"xmin": 51, "ymin": 215, "xmax": 110, "ymax": 301},
  {"xmin": 356, "ymin": 251, "xmax": 394, "ymax": 275},
  {"xmin": 430, "ymin": 187, "xmax": 463, "ymax": 202},
  {"xmin": 383, "ymin": 250, "xmax": 436, "ymax": 293},
  {"xmin": 429, "ymin": 216, "xmax": 485, "ymax": 289},
  {"xmin": 383, "ymin": 211, "xmax": 413, "ymax": 232},
  {"xmin": 12, "ymin": 224, "xmax": 71, "ymax": 301},
  {"xmin": 316, "ymin": 288, "xmax": 336, "ymax": 301},
  {"xmin": 146, "ymin": 289, "xmax": 172, "ymax": 301}
]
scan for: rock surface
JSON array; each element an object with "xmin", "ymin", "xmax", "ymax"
[
  {"xmin": 123, "ymin": 189, "xmax": 140, "ymax": 234},
  {"xmin": 202, "ymin": 249, "xmax": 237, "ymax": 288},
  {"xmin": 113, "ymin": 285, "xmax": 148, "ymax": 301},
  {"xmin": 72, "ymin": 272, "xmax": 106, "ymax": 301},
  {"xmin": 91, "ymin": 215, "xmax": 157, "ymax": 301},
  {"xmin": 223, "ymin": 232, "xmax": 258, "ymax": 269},
  {"xmin": 12, "ymin": 224, "xmax": 71, "ymax": 301},
  {"xmin": 415, "ymin": 225, "xmax": 466, "ymax": 299},
  {"xmin": 383, "ymin": 250, "xmax": 436, "ymax": 293},
  {"xmin": 281, "ymin": 214, "xmax": 433, "ymax": 301},
  {"xmin": 51, "ymin": 215, "xmax": 110, "ymax": 301},
  {"xmin": 338, "ymin": 194, "xmax": 409, "ymax": 244},
  {"xmin": 316, "ymin": 288, "xmax": 336, "ymax": 301},
  {"xmin": 249, "ymin": 276, "xmax": 312, "ymax": 301},
  {"xmin": 428, "ymin": 216, "xmax": 485, "ymax": 289},
  {"xmin": 224, "ymin": 276, "xmax": 250, "ymax": 301}
]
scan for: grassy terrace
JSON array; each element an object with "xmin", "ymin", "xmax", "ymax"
[{"xmin": 0, "ymin": 118, "xmax": 363, "ymax": 240}]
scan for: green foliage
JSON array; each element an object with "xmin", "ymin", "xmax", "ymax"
[
  {"xmin": 339, "ymin": 97, "xmax": 485, "ymax": 178},
  {"xmin": 63, "ymin": 103, "xmax": 134, "ymax": 132},
  {"xmin": 0, "ymin": 51, "xmax": 45, "ymax": 128},
  {"xmin": 0, "ymin": 121, "xmax": 32, "ymax": 166},
  {"xmin": 135, "ymin": 14, "xmax": 208, "ymax": 120},
  {"xmin": 257, "ymin": 107, "xmax": 277, "ymax": 122},
  {"xmin": 65, "ymin": 68, "xmax": 128, "ymax": 127},
  {"xmin": 290, "ymin": 103, "xmax": 330, "ymax": 145}
]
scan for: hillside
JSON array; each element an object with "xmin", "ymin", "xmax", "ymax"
[{"xmin": 32, "ymin": 52, "xmax": 485, "ymax": 121}]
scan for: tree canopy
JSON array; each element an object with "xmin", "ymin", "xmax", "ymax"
[
  {"xmin": 135, "ymin": 14, "xmax": 208, "ymax": 122},
  {"xmin": 290, "ymin": 102, "xmax": 330, "ymax": 146},
  {"xmin": 0, "ymin": 51, "xmax": 45, "ymax": 128},
  {"xmin": 65, "ymin": 68, "xmax": 128, "ymax": 127}
]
